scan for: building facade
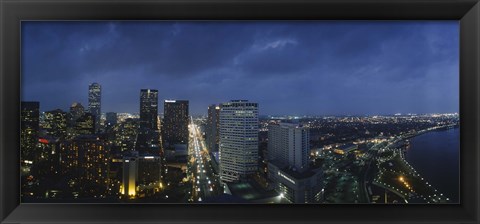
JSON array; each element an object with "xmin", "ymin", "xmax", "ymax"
[
  {"xmin": 206, "ymin": 104, "xmax": 220, "ymax": 152},
  {"xmin": 68, "ymin": 102, "xmax": 85, "ymax": 128},
  {"xmin": 137, "ymin": 155, "xmax": 163, "ymax": 194},
  {"xmin": 112, "ymin": 118, "xmax": 139, "ymax": 152},
  {"xmin": 122, "ymin": 156, "xmax": 138, "ymax": 197},
  {"xmin": 267, "ymin": 123, "xmax": 324, "ymax": 203},
  {"xmin": 162, "ymin": 100, "xmax": 189, "ymax": 147},
  {"xmin": 21, "ymin": 101, "xmax": 40, "ymax": 161},
  {"xmin": 139, "ymin": 89, "xmax": 158, "ymax": 130},
  {"xmin": 60, "ymin": 135, "xmax": 109, "ymax": 197},
  {"xmin": 70, "ymin": 102, "xmax": 85, "ymax": 122},
  {"xmin": 44, "ymin": 109, "xmax": 67, "ymax": 139},
  {"xmin": 268, "ymin": 123, "xmax": 310, "ymax": 172},
  {"xmin": 267, "ymin": 162, "xmax": 323, "ymax": 203},
  {"xmin": 88, "ymin": 83, "xmax": 101, "ymax": 133},
  {"xmin": 74, "ymin": 113, "xmax": 95, "ymax": 136},
  {"xmin": 122, "ymin": 153, "xmax": 162, "ymax": 198},
  {"xmin": 219, "ymin": 100, "xmax": 259, "ymax": 183}
]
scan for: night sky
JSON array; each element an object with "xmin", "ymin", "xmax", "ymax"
[{"xmin": 21, "ymin": 21, "xmax": 459, "ymax": 116}]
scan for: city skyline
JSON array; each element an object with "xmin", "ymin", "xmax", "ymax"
[
  {"xmin": 22, "ymin": 21, "xmax": 459, "ymax": 115},
  {"xmin": 21, "ymin": 95, "xmax": 459, "ymax": 203},
  {"xmin": 20, "ymin": 21, "xmax": 460, "ymax": 204}
]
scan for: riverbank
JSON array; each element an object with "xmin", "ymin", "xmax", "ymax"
[{"xmin": 404, "ymin": 127, "xmax": 459, "ymax": 203}]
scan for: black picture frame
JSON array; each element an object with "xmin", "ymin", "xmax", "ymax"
[{"xmin": 1, "ymin": 0, "xmax": 479, "ymax": 223}]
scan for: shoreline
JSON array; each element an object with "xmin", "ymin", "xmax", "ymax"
[{"xmin": 402, "ymin": 127, "xmax": 459, "ymax": 202}]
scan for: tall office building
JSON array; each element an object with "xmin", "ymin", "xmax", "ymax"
[
  {"xmin": 139, "ymin": 89, "xmax": 158, "ymax": 130},
  {"xmin": 44, "ymin": 109, "xmax": 67, "ymax": 139},
  {"xmin": 162, "ymin": 100, "xmax": 189, "ymax": 147},
  {"xmin": 113, "ymin": 118, "xmax": 139, "ymax": 152},
  {"xmin": 219, "ymin": 100, "xmax": 258, "ymax": 183},
  {"xmin": 88, "ymin": 83, "xmax": 101, "ymax": 133},
  {"xmin": 21, "ymin": 101, "xmax": 40, "ymax": 161},
  {"xmin": 70, "ymin": 102, "xmax": 85, "ymax": 122},
  {"xmin": 268, "ymin": 123, "xmax": 310, "ymax": 172},
  {"xmin": 68, "ymin": 102, "xmax": 85, "ymax": 128},
  {"xmin": 206, "ymin": 104, "xmax": 220, "ymax": 152},
  {"xmin": 267, "ymin": 123, "xmax": 323, "ymax": 203}
]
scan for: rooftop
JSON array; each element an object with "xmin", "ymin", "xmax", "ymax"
[{"xmin": 227, "ymin": 181, "xmax": 277, "ymax": 201}]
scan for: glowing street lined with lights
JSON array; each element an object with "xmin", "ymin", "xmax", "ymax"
[{"xmin": 188, "ymin": 117, "xmax": 222, "ymax": 202}]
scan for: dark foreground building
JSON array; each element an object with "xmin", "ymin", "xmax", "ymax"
[{"xmin": 206, "ymin": 104, "xmax": 220, "ymax": 153}]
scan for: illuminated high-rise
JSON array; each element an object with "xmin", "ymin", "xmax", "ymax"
[
  {"xmin": 44, "ymin": 109, "xmax": 67, "ymax": 139},
  {"xmin": 88, "ymin": 83, "xmax": 101, "ymax": 133},
  {"xmin": 219, "ymin": 100, "xmax": 258, "ymax": 183},
  {"xmin": 139, "ymin": 89, "xmax": 158, "ymax": 130},
  {"xmin": 162, "ymin": 100, "xmax": 189, "ymax": 147},
  {"xmin": 21, "ymin": 101, "xmax": 39, "ymax": 161},
  {"xmin": 114, "ymin": 118, "xmax": 139, "ymax": 152}
]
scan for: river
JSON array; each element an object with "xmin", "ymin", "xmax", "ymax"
[{"xmin": 405, "ymin": 127, "xmax": 460, "ymax": 203}]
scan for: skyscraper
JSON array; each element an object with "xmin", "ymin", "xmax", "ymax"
[
  {"xmin": 44, "ymin": 109, "xmax": 67, "ymax": 139},
  {"xmin": 162, "ymin": 100, "xmax": 189, "ymax": 147},
  {"xmin": 206, "ymin": 104, "xmax": 220, "ymax": 152},
  {"xmin": 68, "ymin": 102, "xmax": 85, "ymax": 129},
  {"xmin": 88, "ymin": 83, "xmax": 101, "ymax": 133},
  {"xmin": 219, "ymin": 100, "xmax": 258, "ymax": 183},
  {"xmin": 268, "ymin": 123, "xmax": 310, "ymax": 172},
  {"xmin": 139, "ymin": 89, "xmax": 158, "ymax": 130},
  {"xmin": 21, "ymin": 101, "xmax": 39, "ymax": 161},
  {"xmin": 114, "ymin": 118, "xmax": 139, "ymax": 152},
  {"xmin": 70, "ymin": 102, "xmax": 85, "ymax": 122}
]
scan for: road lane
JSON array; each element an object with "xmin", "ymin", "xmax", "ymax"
[{"xmin": 188, "ymin": 117, "xmax": 222, "ymax": 202}]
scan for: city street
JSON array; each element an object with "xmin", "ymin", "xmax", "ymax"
[{"xmin": 188, "ymin": 116, "xmax": 222, "ymax": 202}]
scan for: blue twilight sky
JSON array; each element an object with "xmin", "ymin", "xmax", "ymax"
[{"xmin": 21, "ymin": 21, "xmax": 459, "ymax": 116}]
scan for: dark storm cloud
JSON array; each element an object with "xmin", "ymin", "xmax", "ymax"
[{"xmin": 22, "ymin": 21, "xmax": 458, "ymax": 115}]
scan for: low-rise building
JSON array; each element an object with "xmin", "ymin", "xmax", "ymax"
[{"xmin": 268, "ymin": 161, "xmax": 324, "ymax": 203}]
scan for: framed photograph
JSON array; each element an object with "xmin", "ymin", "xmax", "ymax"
[{"xmin": 1, "ymin": 0, "xmax": 479, "ymax": 223}]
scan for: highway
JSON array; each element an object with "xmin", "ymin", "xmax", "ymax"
[{"xmin": 188, "ymin": 116, "xmax": 222, "ymax": 202}]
